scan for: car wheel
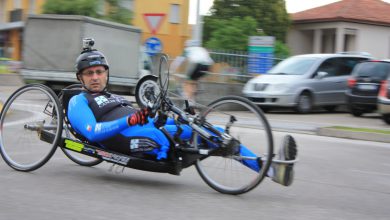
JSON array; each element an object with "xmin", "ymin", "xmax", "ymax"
[
  {"xmin": 259, "ymin": 106, "xmax": 270, "ymax": 113},
  {"xmin": 295, "ymin": 92, "xmax": 312, "ymax": 113},
  {"xmin": 349, "ymin": 106, "xmax": 363, "ymax": 117},
  {"xmin": 323, "ymin": 105, "xmax": 337, "ymax": 112},
  {"xmin": 382, "ymin": 114, "xmax": 390, "ymax": 125}
]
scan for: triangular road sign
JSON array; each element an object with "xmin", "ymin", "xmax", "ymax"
[{"xmin": 143, "ymin": 13, "xmax": 166, "ymax": 35}]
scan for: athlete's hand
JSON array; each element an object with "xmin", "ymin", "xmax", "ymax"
[{"xmin": 128, "ymin": 108, "xmax": 149, "ymax": 126}]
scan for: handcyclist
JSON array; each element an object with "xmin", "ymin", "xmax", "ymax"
[
  {"xmin": 67, "ymin": 39, "xmax": 298, "ymax": 186},
  {"xmin": 170, "ymin": 40, "xmax": 214, "ymax": 104}
]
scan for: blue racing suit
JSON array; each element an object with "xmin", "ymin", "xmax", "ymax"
[{"xmin": 68, "ymin": 91, "xmax": 192, "ymax": 160}]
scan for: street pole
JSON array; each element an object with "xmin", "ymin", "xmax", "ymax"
[{"xmin": 193, "ymin": 0, "xmax": 203, "ymax": 45}]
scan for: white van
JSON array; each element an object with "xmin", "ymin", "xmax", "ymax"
[{"xmin": 242, "ymin": 53, "xmax": 370, "ymax": 113}]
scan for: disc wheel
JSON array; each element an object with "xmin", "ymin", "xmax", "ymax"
[
  {"xmin": 58, "ymin": 84, "xmax": 103, "ymax": 167},
  {"xmin": 135, "ymin": 75, "xmax": 159, "ymax": 109},
  {"xmin": 195, "ymin": 96, "xmax": 274, "ymax": 195},
  {"xmin": 0, "ymin": 84, "xmax": 63, "ymax": 171}
]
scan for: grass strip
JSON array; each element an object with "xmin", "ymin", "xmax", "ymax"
[{"xmin": 329, "ymin": 126, "xmax": 390, "ymax": 134}]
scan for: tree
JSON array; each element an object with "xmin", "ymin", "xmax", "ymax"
[
  {"xmin": 43, "ymin": 0, "xmax": 98, "ymax": 17},
  {"xmin": 42, "ymin": 0, "xmax": 132, "ymax": 25},
  {"xmin": 205, "ymin": 16, "xmax": 289, "ymax": 59},
  {"xmin": 204, "ymin": 0, "xmax": 290, "ymax": 42},
  {"xmin": 103, "ymin": 0, "xmax": 133, "ymax": 25},
  {"xmin": 205, "ymin": 17, "xmax": 258, "ymax": 51}
]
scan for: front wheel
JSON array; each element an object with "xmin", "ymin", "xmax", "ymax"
[
  {"xmin": 0, "ymin": 84, "xmax": 63, "ymax": 171},
  {"xmin": 195, "ymin": 96, "xmax": 274, "ymax": 195},
  {"xmin": 135, "ymin": 75, "xmax": 159, "ymax": 109}
]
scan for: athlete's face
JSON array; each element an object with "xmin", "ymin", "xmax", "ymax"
[{"xmin": 79, "ymin": 65, "xmax": 108, "ymax": 93}]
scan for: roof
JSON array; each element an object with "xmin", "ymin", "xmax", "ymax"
[{"xmin": 291, "ymin": 0, "xmax": 390, "ymax": 26}]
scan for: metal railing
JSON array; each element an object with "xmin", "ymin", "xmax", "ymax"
[{"xmin": 207, "ymin": 49, "xmax": 284, "ymax": 83}]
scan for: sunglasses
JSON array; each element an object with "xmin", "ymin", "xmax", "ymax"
[{"xmin": 81, "ymin": 69, "xmax": 107, "ymax": 77}]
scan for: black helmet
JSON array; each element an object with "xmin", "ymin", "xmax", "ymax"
[{"xmin": 75, "ymin": 50, "xmax": 109, "ymax": 76}]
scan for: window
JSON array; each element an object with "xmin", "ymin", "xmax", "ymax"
[
  {"xmin": 317, "ymin": 57, "xmax": 368, "ymax": 77},
  {"xmin": 170, "ymin": 4, "xmax": 180, "ymax": 24}
]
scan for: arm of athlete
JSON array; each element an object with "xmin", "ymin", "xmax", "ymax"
[{"xmin": 68, "ymin": 94, "xmax": 129, "ymax": 142}]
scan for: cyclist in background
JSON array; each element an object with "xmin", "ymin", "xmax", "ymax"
[{"xmin": 170, "ymin": 40, "xmax": 214, "ymax": 104}]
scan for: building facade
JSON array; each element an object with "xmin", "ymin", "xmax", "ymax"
[
  {"xmin": 133, "ymin": 0, "xmax": 190, "ymax": 58},
  {"xmin": 287, "ymin": 0, "xmax": 390, "ymax": 59},
  {"xmin": 0, "ymin": 0, "xmax": 45, "ymax": 60},
  {"xmin": 0, "ymin": 0, "xmax": 190, "ymax": 61}
]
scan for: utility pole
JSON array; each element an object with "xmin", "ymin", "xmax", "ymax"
[{"xmin": 193, "ymin": 0, "xmax": 203, "ymax": 45}]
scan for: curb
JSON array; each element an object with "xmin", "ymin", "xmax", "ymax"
[{"xmin": 317, "ymin": 127, "xmax": 390, "ymax": 143}]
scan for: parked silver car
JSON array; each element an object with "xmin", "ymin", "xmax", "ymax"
[{"xmin": 242, "ymin": 53, "xmax": 370, "ymax": 113}]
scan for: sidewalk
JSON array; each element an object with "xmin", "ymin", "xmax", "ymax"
[{"xmin": 0, "ymin": 73, "xmax": 25, "ymax": 111}]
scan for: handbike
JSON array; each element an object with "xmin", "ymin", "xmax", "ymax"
[{"xmin": 0, "ymin": 57, "xmax": 275, "ymax": 195}]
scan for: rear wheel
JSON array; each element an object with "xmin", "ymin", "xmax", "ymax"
[
  {"xmin": 58, "ymin": 84, "xmax": 103, "ymax": 167},
  {"xmin": 195, "ymin": 96, "xmax": 273, "ymax": 195},
  {"xmin": 61, "ymin": 126, "xmax": 103, "ymax": 166},
  {"xmin": 0, "ymin": 84, "xmax": 62, "ymax": 171}
]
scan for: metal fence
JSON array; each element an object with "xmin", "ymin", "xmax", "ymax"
[{"xmin": 207, "ymin": 49, "xmax": 284, "ymax": 83}]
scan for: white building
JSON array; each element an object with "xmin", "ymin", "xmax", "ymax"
[{"xmin": 287, "ymin": 0, "xmax": 390, "ymax": 59}]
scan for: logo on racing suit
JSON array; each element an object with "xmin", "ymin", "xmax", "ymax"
[{"xmin": 94, "ymin": 96, "xmax": 110, "ymax": 107}]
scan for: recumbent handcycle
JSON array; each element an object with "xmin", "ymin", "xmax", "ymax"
[{"xmin": 0, "ymin": 56, "xmax": 296, "ymax": 195}]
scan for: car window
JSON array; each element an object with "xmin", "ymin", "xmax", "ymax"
[
  {"xmin": 352, "ymin": 62, "xmax": 390, "ymax": 80},
  {"xmin": 268, "ymin": 56, "xmax": 319, "ymax": 75},
  {"xmin": 316, "ymin": 57, "xmax": 367, "ymax": 77}
]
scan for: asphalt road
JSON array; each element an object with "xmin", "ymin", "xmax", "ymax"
[
  {"xmin": 0, "ymin": 132, "xmax": 389, "ymax": 220},
  {"xmin": 1, "ymin": 81, "xmax": 390, "ymax": 219}
]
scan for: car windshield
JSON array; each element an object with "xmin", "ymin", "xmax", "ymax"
[
  {"xmin": 268, "ymin": 57, "xmax": 319, "ymax": 75},
  {"xmin": 353, "ymin": 62, "xmax": 390, "ymax": 80}
]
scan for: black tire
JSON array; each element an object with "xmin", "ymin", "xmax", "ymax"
[
  {"xmin": 295, "ymin": 92, "xmax": 313, "ymax": 113},
  {"xmin": 259, "ymin": 106, "xmax": 270, "ymax": 113},
  {"xmin": 323, "ymin": 105, "xmax": 337, "ymax": 112},
  {"xmin": 58, "ymin": 84, "xmax": 103, "ymax": 167},
  {"xmin": 195, "ymin": 96, "xmax": 274, "ymax": 195},
  {"xmin": 0, "ymin": 84, "xmax": 63, "ymax": 171},
  {"xmin": 350, "ymin": 106, "xmax": 363, "ymax": 117},
  {"xmin": 135, "ymin": 75, "xmax": 159, "ymax": 109},
  {"xmin": 61, "ymin": 127, "xmax": 103, "ymax": 167},
  {"xmin": 382, "ymin": 114, "xmax": 390, "ymax": 125}
]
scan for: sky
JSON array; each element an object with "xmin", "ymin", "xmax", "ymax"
[{"xmin": 189, "ymin": 0, "xmax": 390, "ymax": 24}]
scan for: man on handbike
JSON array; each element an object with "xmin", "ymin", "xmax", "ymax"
[{"xmin": 68, "ymin": 40, "xmax": 298, "ymax": 186}]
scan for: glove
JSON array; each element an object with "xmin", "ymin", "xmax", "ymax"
[{"xmin": 128, "ymin": 108, "xmax": 149, "ymax": 126}]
